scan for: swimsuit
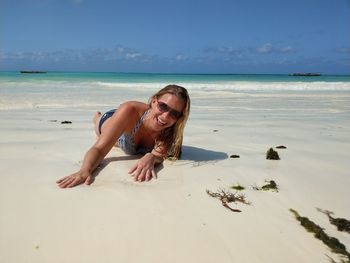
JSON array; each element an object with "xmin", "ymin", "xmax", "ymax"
[{"xmin": 98, "ymin": 109, "xmax": 153, "ymax": 155}]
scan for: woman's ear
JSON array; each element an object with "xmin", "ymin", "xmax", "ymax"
[{"xmin": 151, "ymin": 96, "xmax": 157, "ymax": 106}]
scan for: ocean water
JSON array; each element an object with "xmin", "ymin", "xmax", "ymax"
[{"xmin": 1, "ymin": 71, "xmax": 350, "ymax": 111}]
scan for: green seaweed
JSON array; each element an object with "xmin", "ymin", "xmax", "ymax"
[
  {"xmin": 266, "ymin": 148, "xmax": 280, "ymax": 160},
  {"xmin": 230, "ymin": 183, "xmax": 245, "ymax": 191},
  {"xmin": 290, "ymin": 209, "xmax": 350, "ymax": 261},
  {"xmin": 253, "ymin": 180, "xmax": 279, "ymax": 192},
  {"xmin": 276, "ymin": 145, "xmax": 287, "ymax": 149},
  {"xmin": 327, "ymin": 255, "xmax": 350, "ymax": 263},
  {"xmin": 317, "ymin": 208, "xmax": 350, "ymax": 234}
]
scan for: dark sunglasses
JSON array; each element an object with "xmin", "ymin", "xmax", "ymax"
[{"xmin": 157, "ymin": 100, "xmax": 183, "ymax": 119}]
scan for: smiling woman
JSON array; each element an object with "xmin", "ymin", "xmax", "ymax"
[{"xmin": 56, "ymin": 85, "xmax": 190, "ymax": 187}]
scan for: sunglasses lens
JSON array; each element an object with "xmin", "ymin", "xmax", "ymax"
[
  {"xmin": 157, "ymin": 101, "xmax": 182, "ymax": 119},
  {"xmin": 157, "ymin": 102, "xmax": 168, "ymax": 112},
  {"xmin": 170, "ymin": 110, "xmax": 182, "ymax": 118}
]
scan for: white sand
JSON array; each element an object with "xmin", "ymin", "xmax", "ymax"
[{"xmin": 0, "ymin": 89, "xmax": 350, "ymax": 263}]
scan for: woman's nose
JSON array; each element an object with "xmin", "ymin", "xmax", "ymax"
[{"xmin": 161, "ymin": 111, "xmax": 172, "ymax": 120}]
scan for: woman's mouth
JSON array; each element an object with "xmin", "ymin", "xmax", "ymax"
[{"xmin": 157, "ymin": 116, "xmax": 166, "ymax": 126}]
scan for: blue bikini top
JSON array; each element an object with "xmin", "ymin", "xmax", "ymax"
[
  {"xmin": 98, "ymin": 108, "xmax": 153, "ymax": 155},
  {"xmin": 117, "ymin": 109, "xmax": 153, "ymax": 154}
]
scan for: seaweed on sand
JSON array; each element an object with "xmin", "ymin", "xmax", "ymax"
[
  {"xmin": 327, "ymin": 254, "xmax": 350, "ymax": 263},
  {"xmin": 317, "ymin": 208, "xmax": 350, "ymax": 234},
  {"xmin": 266, "ymin": 148, "xmax": 280, "ymax": 160},
  {"xmin": 276, "ymin": 145, "xmax": 287, "ymax": 149},
  {"xmin": 253, "ymin": 180, "xmax": 279, "ymax": 192},
  {"xmin": 289, "ymin": 209, "xmax": 350, "ymax": 261},
  {"xmin": 206, "ymin": 189, "xmax": 251, "ymax": 213},
  {"xmin": 230, "ymin": 183, "xmax": 245, "ymax": 191}
]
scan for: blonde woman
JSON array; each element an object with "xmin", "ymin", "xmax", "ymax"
[{"xmin": 57, "ymin": 85, "xmax": 190, "ymax": 188}]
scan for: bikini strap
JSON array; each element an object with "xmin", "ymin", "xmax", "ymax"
[{"xmin": 130, "ymin": 109, "xmax": 150, "ymax": 136}]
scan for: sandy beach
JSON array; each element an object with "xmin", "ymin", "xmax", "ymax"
[{"xmin": 1, "ymin": 76, "xmax": 350, "ymax": 263}]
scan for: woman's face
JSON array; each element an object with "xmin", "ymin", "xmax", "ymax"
[{"xmin": 150, "ymin": 93, "xmax": 185, "ymax": 131}]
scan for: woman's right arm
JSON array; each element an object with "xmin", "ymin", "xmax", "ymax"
[{"xmin": 56, "ymin": 103, "xmax": 135, "ymax": 188}]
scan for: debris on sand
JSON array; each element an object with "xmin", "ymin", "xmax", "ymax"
[
  {"xmin": 266, "ymin": 148, "xmax": 280, "ymax": 160},
  {"xmin": 206, "ymin": 189, "xmax": 250, "ymax": 213},
  {"xmin": 230, "ymin": 183, "xmax": 245, "ymax": 191},
  {"xmin": 276, "ymin": 145, "xmax": 287, "ymax": 149},
  {"xmin": 317, "ymin": 208, "xmax": 350, "ymax": 234},
  {"xmin": 253, "ymin": 180, "xmax": 279, "ymax": 192},
  {"xmin": 290, "ymin": 209, "xmax": 350, "ymax": 261}
]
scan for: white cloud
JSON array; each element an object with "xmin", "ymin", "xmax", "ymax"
[
  {"xmin": 126, "ymin": 53, "xmax": 142, "ymax": 59},
  {"xmin": 336, "ymin": 47, "xmax": 350, "ymax": 53},
  {"xmin": 175, "ymin": 54, "xmax": 187, "ymax": 61},
  {"xmin": 280, "ymin": 46, "xmax": 296, "ymax": 53},
  {"xmin": 257, "ymin": 43, "xmax": 273, "ymax": 54}
]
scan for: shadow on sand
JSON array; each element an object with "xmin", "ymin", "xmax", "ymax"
[
  {"xmin": 91, "ymin": 145, "xmax": 227, "ymax": 181},
  {"xmin": 92, "ymin": 155, "xmax": 164, "ymax": 181},
  {"xmin": 179, "ymin": 145, "xmax": 228, "ymax": 166}
]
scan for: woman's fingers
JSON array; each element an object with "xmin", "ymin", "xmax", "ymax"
[
  {"xmin": 132, "ymin": 168, "xmax": 156, "ymax": 182},
  {"xmin": 57, "ymin": 176, "xmax": 74, "ymax": 188},
  {"xmin": 128, "ymin": 164, "xmax": 137, "ymax": 174},
  {"xmin": 58, "ymin": 177, "xmax": 76, "ymax": 188},
  {"xmin": 57, "ymin": 173, "xmax": 90, "ymax": 188},
  {"xmin": 56, "ymin": 176, "xmax": 69, "ymax": 184},
  {"xmin": 85, "ymin": 176, "xmax": 93, "ymax": 185},
  {"xmin": 134, "ymin": 168, "xmax": 144, "ymax": 182},
  {"xmin": 151, "ymin": 170, "xmax": 157, "ymax": 179},
  {"xmin": 146, "ymin": 170, "xmax": 152, "ymax": 181}
]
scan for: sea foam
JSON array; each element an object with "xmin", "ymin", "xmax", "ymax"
[{"xmin": 1, "ymin": 78, "xmax": 350, "ymax": 110}]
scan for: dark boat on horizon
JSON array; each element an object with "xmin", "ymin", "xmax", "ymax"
[
  {"xmin": 20, "ymin": 71, "xmax": 47, "ymax": 74},
  {"xmin": 289, "ymin": 73, "xmax": 322, "ymax": 77}
]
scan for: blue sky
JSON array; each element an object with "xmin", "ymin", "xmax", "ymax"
[{"xmin": 1, "ymin": 0, "xmax": 350, "ymax": 74}]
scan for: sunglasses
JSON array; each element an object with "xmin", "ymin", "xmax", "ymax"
[{"xmin": 157, "ymin": 100, "xmax": 183, "ymax": 119}]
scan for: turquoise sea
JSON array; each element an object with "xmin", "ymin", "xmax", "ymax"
[
  {"xmin": 1, "ymin": 71, "xmax": 350, "ymax": 83},
  {"xmin": 1, "ymin": 71, "xmax": 350, "ymax": 111}
]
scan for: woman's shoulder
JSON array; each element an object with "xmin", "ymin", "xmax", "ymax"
[{"xmin": 118, "ymin": 101, "xmax": 149, "ymax": 117}]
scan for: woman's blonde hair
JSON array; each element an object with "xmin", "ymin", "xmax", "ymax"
[{"xmin": 149, "ymin": 84, "xmax": 190, "ymax": 160}]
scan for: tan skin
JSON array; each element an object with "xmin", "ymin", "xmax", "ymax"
[{"xmin": 56, "ymin": 93, "xmax": 185, "ymax": 188}]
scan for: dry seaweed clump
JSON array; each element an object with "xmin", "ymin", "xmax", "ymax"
[
  {"xmin": 266, "ymin": 148, "xmax": 280, "ymax": 160},
  {"xmin": 206, "ymin": 189, "xmax": 251, "ymax": 213},
  {"xmin": 253, "ymin": 180, "xmax": 279, "ymax": 192},
  {"xmin": 290, "ymin": 209, "xmax": 350, "ymax": 261},
  {"xmin": 317, "ymin": 208, "xmax": 350, "ymax": 234}
]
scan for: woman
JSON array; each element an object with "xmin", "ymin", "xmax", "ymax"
[{"xmin": 57, "ymin": 85, "xmax": 190, "ymax": 188}]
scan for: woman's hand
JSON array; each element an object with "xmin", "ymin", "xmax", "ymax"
[
  {"xmin": 56, "ymin": 170, "xmax": 93, "ymax": 188},
  {"xmin": 128, "ymin": 153, "xmax": 161, "ymax": 182}
]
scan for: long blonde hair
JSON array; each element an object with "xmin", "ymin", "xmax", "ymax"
[{"xmin": 149, "ymin": 85, "xmax": 190, "ymax": 159}]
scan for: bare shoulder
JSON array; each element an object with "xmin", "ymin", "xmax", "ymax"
[
  {"xmin": 118, "ymin": 101, "xmax": 149, "ymax": 116},
  {"xmin": 114, "ymin": 101, "xmax": 149, "ymax": 131}
]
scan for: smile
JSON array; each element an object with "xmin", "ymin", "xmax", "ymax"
[{"xmin": 157, "ymin": 117, "xmax": 166, "ymax": 126}]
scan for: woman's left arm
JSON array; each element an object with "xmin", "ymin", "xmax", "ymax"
[{"xmin": 128, "ymin": 149, "xmax": 165, "ymax": 182}]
